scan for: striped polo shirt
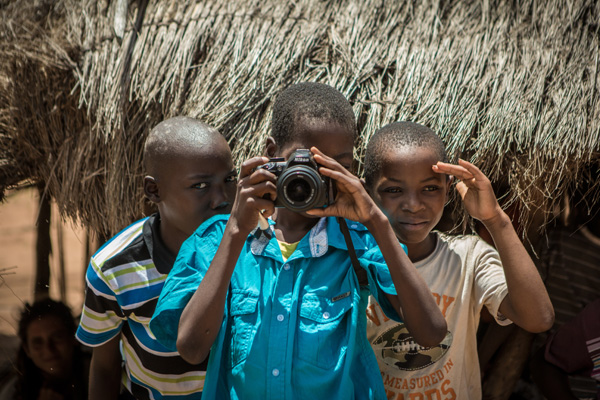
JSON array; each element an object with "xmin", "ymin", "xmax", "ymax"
[{"xmin": 76, "ymin": 215, "xmax": 206, "ymax": 399}]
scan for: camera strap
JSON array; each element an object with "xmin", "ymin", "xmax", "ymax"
[{"xmin": 337, "ymin": 217, "xmax": 369, "ymax": 287}]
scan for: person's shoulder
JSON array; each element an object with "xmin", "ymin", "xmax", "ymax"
[
  {"xmin": 339, "ymin": 218, "xmax": 369, "ymax": 238},
  {"xmin": 436, "ymin": 231, "xmax": 490, "ymax": 249},
  {"xmin": 190, "ymin": 214, "xmax": 231, "ymax": 239},
  {"xmin": 434, "ymin": 231, "xmax": 499, "ymax": 266},
  {"xmin": 430, "ymin": 231, "xmax": 496, "ymax": 259},
  {"xmin": 91, "ymin": 217, "xmax": 148, "ymax": 266},
  {"xmin": 327, "ymin": 217, "xmax": 373, "ymax": 247}
]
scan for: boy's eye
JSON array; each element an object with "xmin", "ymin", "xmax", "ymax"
[
  {"xmin": 225, "ymin": 175, "xmax": 237, "ymax": 183},
  {"xmin": 383, "ymin": 187, "xmax": 402, "ymax": 194},
  {"xmin": 424, "ymin": 186, "xmax": 440, "ymax": 192},
  {"xmin": 192, "ymin": 182, "xmax": 209, "ymax": 190}
]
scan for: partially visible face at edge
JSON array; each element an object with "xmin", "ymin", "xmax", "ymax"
[
  {"xmin": 152, "ymin": 136, "xmax": 237, "ymax": 241},
  {"xmin": 368, "ymin": 145, "xmax": 449, "ymax": 261},
  {"xmin": 24, "ymin": 315, "xmax": 75, "ymax": 379}
]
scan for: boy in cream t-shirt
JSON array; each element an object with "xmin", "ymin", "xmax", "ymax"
[{"xmin": 363, "ymin": 121, "xmax": 554, "ymax": 400}]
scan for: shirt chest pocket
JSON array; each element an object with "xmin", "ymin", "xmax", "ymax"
[
  {"xmin": 229, "ymin": 290, "xmax": 259, "ymax": 368},
  {"xmin": 297, "ymin": 291, "xmax": 354, "ymax": 370}
]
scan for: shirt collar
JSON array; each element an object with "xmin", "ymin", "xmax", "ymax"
[
  {"xmin": 143, "ymin": 214, "xmax": 177, "ymax": 274},
  {"xmin": 249, "ymin": 216, "xmax": 369, "ymax": 258}
]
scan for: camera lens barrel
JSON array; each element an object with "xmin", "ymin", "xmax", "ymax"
[
  {"xmin": 277, "ymin": 166, "xmax": 327, "ymax": 212},
  {"xmin": 257, "ymin": 149, "xmax": 330, "ymax": 212}
]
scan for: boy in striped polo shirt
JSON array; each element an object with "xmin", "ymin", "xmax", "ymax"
[{"xmin": 76, "ymin": 117, "xmax": 237, "ymax": 399}]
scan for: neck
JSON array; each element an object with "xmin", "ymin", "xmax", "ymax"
[
  {"xmin": 404, "ymin": 233, "xmax": 437, "ymax": 263},
  {"xmin": 159, "ymin": 220, "xmax": 186, "ymax": 255},
  {"xmin": 272, "ymin": 208, "xmax": 319, "ymax": 243}
]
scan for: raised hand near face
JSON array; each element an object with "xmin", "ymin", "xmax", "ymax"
[
  {"xmin": 307, "ymin": 147, "xmax": 379, "ymax": 225},
  {"xmin": 433, "ymin": 159, "xmax": 503, "ymax": 224},
  {"xmin": 230, "ymin": 156, "xmax": 277, "ymax": 235}
]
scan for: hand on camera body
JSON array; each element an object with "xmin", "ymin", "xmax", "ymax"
[
  {"xmin": 236, "ymin": 148, "xmax": 380, "ymax": 232},
  {"xmin": 230, "ymin": 156, "xmax": 277, "ymax": 235},
  {"xmin": 306, "ymin": 147, "xmax": 380, "ymax": 226}
]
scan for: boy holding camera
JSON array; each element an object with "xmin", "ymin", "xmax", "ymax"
[{"xmin": 150, "ymin": 83, "xmax": 446, "ymax": 399}]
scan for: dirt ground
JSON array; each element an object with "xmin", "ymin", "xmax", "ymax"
[{"xmin": 0, "ymin": 187, "xmax": 88, "ymax": 371}]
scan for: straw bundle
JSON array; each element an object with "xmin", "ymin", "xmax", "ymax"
[
  {"xmin": 0, "ymin": 1, "xmax": 102, "ymax": 230},
  {"xmin": 2, "ymin": 0, "xmax": 598, "ymax": 238}
]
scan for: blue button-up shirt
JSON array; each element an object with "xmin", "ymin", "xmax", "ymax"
[{"xmin": 151, "ymin": 215, "xmax": 403, "ymax": 400}]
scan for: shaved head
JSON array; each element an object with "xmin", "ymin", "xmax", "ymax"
[
  {"xmin": 144, "ymin": 117, "xmax": 227, "ymax": 179},
  {"xmin": 365, "ymin": 121, "xmax": 447, "ymax": 187}
]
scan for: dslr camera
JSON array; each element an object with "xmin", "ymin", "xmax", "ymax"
[{"xmin": 257, "ymin": 149, "xmax": 332, "ymax": 212}]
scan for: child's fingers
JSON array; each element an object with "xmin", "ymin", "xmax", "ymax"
[
  {"xmin": 260, "ymin": 205, "xmax": 276, "ymax": 219},
  {"xmin": 457, "ymin": 159, "xmax": 487, "ymax": 180},
  {"xmin": 246, "ymin": 167, "xmax": 277, "ymax": 185},
  {"xmin": 318, "ymin": 166, "xmax": 361, "ymax": 194},
  {"xmin": 311, "ymin": 147, "xmax": 350, "ymax": 175},
  {"xmin": 453, "ymin": 181, "xmax": 469, "ymax": 199},
  {"xmin": 433, "ymin": 162, "xmax": 474, "ymax": 181},
  {"xmin": 249, "ymin": 198, "xmax": 275, "ymax": 216},
  {"xmin": 239, "ymin": 156, "xmax": 270, "ymax": 178},
  {"xmin": 305, "ymin": 208, "xmax": 326, "ymax": 217},
  {"xmin": 247, "ymin": 180, "xmax": 277, "ymax": 201}
]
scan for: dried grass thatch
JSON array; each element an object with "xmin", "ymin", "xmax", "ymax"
[
  {"xmin": 1, "ymin": 0, "xmax": 599, "ymax": 238},
  {"xmin": 0, "ymin": 1, "xmax": 107, "ymax": 233}
]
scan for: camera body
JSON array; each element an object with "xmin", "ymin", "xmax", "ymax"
[{"xmin": 258, "ymin": 149, "xmax": 331, "ymax": 212}]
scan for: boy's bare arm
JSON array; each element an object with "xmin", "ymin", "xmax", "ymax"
[
  {"xmin": 89, "ymin": 336, "xmax": 121, "ymax": 400},
  {"xmin": 176, "ymin": 156, "xmax": 276, "ymax": 364},
  {"xmin": 310, "ymin": 147, "xmax": 447, "ymax": 347},
  {"xmin": 366, "ymin": 212, "xmax": 448, "ymax": 346},
  {"xmin": 434, "ymin": 159, "xmax": 554, "ymax": 332}
]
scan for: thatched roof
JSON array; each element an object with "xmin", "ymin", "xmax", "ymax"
[{"xmin": 1, "ymin": 0, "xmax": 599, "ymax": 238}]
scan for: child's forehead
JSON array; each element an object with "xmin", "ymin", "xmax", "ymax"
[
  {"xmin": 377, "ymin": 146, "xmax": 443, "ymax": 177},
  {"xmin": 151, "ymin": 137, "xmax": 233, "ymax": 177},
  {"xmin": 295, "ymin": 117, "xmax": 354, "ymax": 138},
  {"xmin": 384, "ymin": 144, "xmax": 440, "ymax": 162}
]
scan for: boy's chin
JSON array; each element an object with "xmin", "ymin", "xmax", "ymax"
[
  {"xmin": 278, "ymin": 208, "xmax": 321, "ymax": 218},
  {"xmin": 393, "ymin": 229, "xmax": 430, "ymax": 245}
]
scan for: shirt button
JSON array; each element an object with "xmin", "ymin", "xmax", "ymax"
[
  {"xmin": 323, "ymin": 312, "xmax": 330, "ymax": 319},
  {"xmin": 283, "ymin": 264, "xmax": 290, "ymax": 271},
  {"xmin": 272, "ymin": 368, "xmax": 280, "ymax": 377},
  {"xmin": 277, "ymin": 314, "xmax": 284, "ymax": 322},
  {"xmin": 351, "ymin": 224, "xmax": 358, "ymax": 229}
]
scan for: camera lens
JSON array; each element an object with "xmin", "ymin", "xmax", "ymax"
[
  {"xmin": 285, "ymin": 178, "xmax": 313, "ymax": 203},
  {"xmin": 278, "ymin": 167, "xmax": 322, "ymax": 211}
]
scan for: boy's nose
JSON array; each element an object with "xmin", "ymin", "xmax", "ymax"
[
  {"xmin": 212, "ymin": 200, "xmax": 230, "ymax": 210},
  {"xmin": 401, "ymin": 193, "xmax": 424, "ymax": 213},
  {"xmin": 210, "ymin": 185, "xmax": 230, "ymax": 210},
  {"xmin": 40, "ymin": 340, "xmax": 57, "ymax": 357}
]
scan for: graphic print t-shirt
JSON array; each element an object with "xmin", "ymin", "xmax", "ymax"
[{"xmin": 366, "ymin": 232, "xmax": 511, "ymax": 400}]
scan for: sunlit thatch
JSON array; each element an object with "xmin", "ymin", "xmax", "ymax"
[{"xmin": 1, "ymin": 0, "xmax": 599, "ymax": 237}]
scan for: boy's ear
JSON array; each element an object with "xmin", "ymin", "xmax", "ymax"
[
  {"xmin": 265, "ymin": 137, "xmax": 277, "ymax": 158},
  {"xmin": 144, "ymin": 176, "xmax": 161, "ymax": 204},
  {"xmin": 445, "ymin": 175, "xmax": 454, "ymax": 199},
  {"xmin": 360, "ymin": 178, "xmax": 372, "ymax": 195}
]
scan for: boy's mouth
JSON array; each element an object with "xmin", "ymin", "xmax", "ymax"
[{"xmin": 397, "ymin": 220, "xmax": 428, "ymax": 231}]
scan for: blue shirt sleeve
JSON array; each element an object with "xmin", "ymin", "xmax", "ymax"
[
  {"xmin": 150, "ymin": 216, "xmax": 226, "ymax": 351},
  {"xmin": 358, "ymin": 238, "xmax": 405, "ymax": 323}
]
